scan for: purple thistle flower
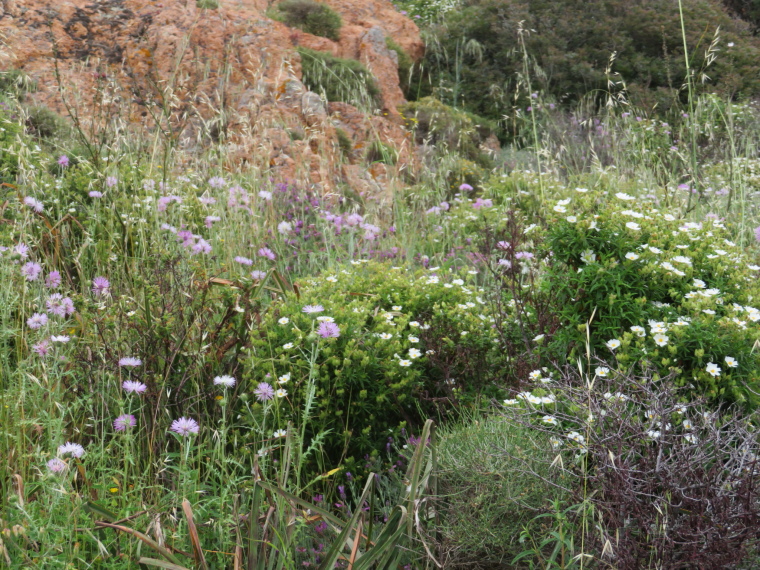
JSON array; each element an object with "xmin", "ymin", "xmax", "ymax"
[
  {"xmin": 472, "ymin": 197, "xmax": 493, "ymax": 210},
  {"xmin": 47, "ymin": 457, "xmax": 67, "ymax": 473},
  {"xmin": 119, "ymin": 357, "xmax": 142, "ymax": 367},
  {"xmin": 204, "ymin": 215, "xmax": 221, "ymax": 228},
  {"xmin": 14, "ymin": 243, "xmax": 29, "ymax": 259},
  {"xmin": 459, "ymin": 183, "xmax": 473, "ymax": 191},
  {"xmin": 46, "ymin": 294, "xmax": 68, "ymax": 317},
  {"xmin": 208, "ymin": 176, "xmax": 226, "ymax": 189},
  {"xmin": 23, "ymin": 196, "xmax": 44, "ymax": 213},
  {"xmin": 317, "ymin": 321, "xmax": 340, "ymax": 338},
  {"xmin": 254, "ymin": 382, "xmax": 275, "ymax": 402},
  {"xmin": 45, "ymin": 271, "xmax": 61, "ymax": 289},
  {"xmin": 497, "ymin": 241, "xmax": 511, "ymax": 250},
  {"xmin": 234, "ymin": 256, "xmax": 253, "ymax": 266},
  {"xmin": 58, "ymin": 442, "xmax": 85, "ymax": 458},
  {"xmin": 57, "ymin": 155, "xmax": 69, "ymax": 167},
  {"xmin": 258, "ymin": 247, "xmax": 276, "ymax": 261},
  {"xmin": 122, "ymin": 380, "xmax": 147, "ymax": 394},
  {"xmin": 302, "ymin": 304, "xmax": 324, "ymax": 314},
  {"xmin": 755, "ymin": 225, "xmax": 760, "ymax": 243},
  {"xmin": 200, "ymin": 196, "xmax": 217, "ymax": 206},
  {"xmin": 33, "ymin": 339, "xmax": 51, "ymax": 356},
  {"xmin": 62, "ymin": 297, "xmax": 75, "ymax": 316},
  {"xmin": 192, "ymin": 239, "xmax": 212, "ymax": 255},
  {"xmin": 92, "ymin": 276, "xmax": 110, "ymax": 296},
  {"xmin": 89, "ymin": 190, "xmax": 103, "ymax": 198},
  {"xmin": 106, "ymin": 176, "xmax": 118, "ymax": 187},
  {"xmin": 170, "ymin": 417, "xmax": 199, "ymax": 436},
  {"xmin": 251, "ymin": 270, "xmax": 267, "ymax": 280},
  {"xmin": 345, "ymin": 213, "xmax": 363, "ymax": 226},
  {"xmin": 27, "ymin": 313, "xmax": 48, "ymax": 329},
  {"xmin": 114, "ymin": 414, "xmax": 137, "ymax": 431},
  {"xmin": 515, "ymin": 251, "xmax": 534, "ymax": 260},
  {"xmin": 22, "ymin": 262, "xmax": 42, "ymax": 281}
]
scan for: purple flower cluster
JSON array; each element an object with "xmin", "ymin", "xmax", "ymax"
[
  {"xmin": 472, "ymin": 197, "xmax": 493, "ymax": 210},
  {"xmin": 170, "ymin": 417, "xmax": 199, "ymax": 436},
  {"xmin": 258, "ymin": 247, "xmax": 276, "ymax": 261},
  {"xmin": 114, "ymin": 414, "xmax": 137, "ymax": 431},
  {"xmin": 317, "ymin": 321, "xmax": 340, "ymax": 338},
  {"xmin": 254, "ymin": 382, "xmax": 275, "ymax": 402},
  {"xmin": 27, "ymin": 313, "xmax": 48, "ymax": 329},
  {"xmin": 208, "ymin": 176, "xmax": 226, "ymax": 189},
  {"xmin": 23, "ymin": 197, "xmax": 44, "ymax": 213},
  {"xmin": 172, "ymin": 228, "xmax": 212, "ymax": 255},
  {"xmin": 22, "ymin": 262, "xmax": 42, "ymax": 281},
  {"xmin": 228, "ymin": 186, "xmax": 251, "ymax": 212},
  {"xmin": 45, "ymin": 294, "xmax": 75, "ymax": 317},
  {"xmin": 92, "ymin": 276, "xmax": 110, "ymax": 296},
  {"xmin": 157, "ymin": 195, "xmax": 182, "ymax": 212}
]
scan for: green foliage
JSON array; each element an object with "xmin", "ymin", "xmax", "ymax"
[
  {"xmin": 297, "ymin": 47, "xmax": 382, "ymax": 107},
  {"xmin": 394, "ymin": 0, "xmax": 461, "ymax": 23},
  {"xmin": 722, "ymin": 0, "xmax": 760, "ymax": 33},
  {"xmin": 385, "ymin": 37, "xmax": 414, "ymax": 95},
  {"xmin": 24, "ymin": 105, "xmax": 69, "ymax": 140},
  {"xmin": 0, "ymin": 69, "xmax": 36, "ymax": 99},
  {"xmin": 414, "ymin": 0, "xmax": 760, "ymax": 128},
  {"xmin": 0, "ymin": 105, "xmax": 22, "ymax": 185},
  {"xmin": 196, "ymin": 0, "xmax": 219, "ymax": 9},
  {"xmin": 365, "ymin": 140, "xmax": 399, "ymax": 165},
  {"xmin": 242, "ymin": 261, "xmax": 498, "ymax": 475},
  {"xmin": 273, "ymin": 0, "xmax": 342, "ymax": 41},
  {"xmin": 399, "ymin": 96, "xmax": 495, "ymax": 166},
  {"xmin": 435, "ymin": 415, "xmax": 566, "ymax": 566},
  {"xmin": 542, "ymin": 194, "xmax": 760, "ymax": 408},
  {"xmin": 335, "ymin": 127, "xmax": 353, "ymax": 158}
]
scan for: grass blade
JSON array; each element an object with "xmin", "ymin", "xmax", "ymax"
[{"xmin": 182, "ymin": 499, "xmax": 209, "ymax": 570}]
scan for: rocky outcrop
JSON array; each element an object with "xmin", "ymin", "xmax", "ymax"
[{"xmin": 0, "ymin": 0, "xmax": 424, "ymax": 197}]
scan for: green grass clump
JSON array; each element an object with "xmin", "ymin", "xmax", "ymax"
[
  {"xmin": 272, "ymin": 0, "xmax": 342, "ymax": 41},
  {"xmin": 365, "ymin": 140, "xmax": 398, "ymax": 165},
  {"xmin": 297, "ymin": 47, "xmax": 382, "ymax": 108},
  {"xmin": 434, "ymin": 415, "xmax": 566, "ymax": 566}
]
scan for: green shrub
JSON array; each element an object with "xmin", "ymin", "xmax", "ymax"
[
  {"xmin": 414, "ymin": 0, "xmax": 760, "ymax": 128},
  {"xmin": 24, "ymin": 105, "xmax": 68, "ymax": 139},
  {"xmin": 273, "ymin": 0, "xmax": 342, "ymax": 41},
  {"xmin": 240, "ymin": 261, "xmax": 499, "ymax": 475},
  {"xmin": 196, "ymin": 0, "xmax": 219, "ymax": 9},
  {"xmin": 434, "ymin": 415, "xmax": 565, "ymax": 566},
  {"xmin": 539, "ymin": 192, "xmax": 760, "ymax": 408},
  {"xmin": 297, "ymin": 47, "xmax": 382, "ymax": 108},
  {"xmin": 399, "ymin": 97, "xmax": 495, "ymax": 166}
]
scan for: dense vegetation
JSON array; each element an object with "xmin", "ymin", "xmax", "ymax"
[
  {"xmin": 403, "ymin": 0, "xmax": 760, "ymax": 137},
  {"xmin": 4, "ymin": 0, "xmax": 760, "ymax": 567}
]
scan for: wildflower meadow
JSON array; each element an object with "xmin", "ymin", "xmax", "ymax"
[{"xmin": 4, "ymin": 0, "xmax": 760, "ymax": 568}]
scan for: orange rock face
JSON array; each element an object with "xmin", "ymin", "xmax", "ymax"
[{"xmin": 0, "ymin": 0, "xmax": 423, "ymax": 195}]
